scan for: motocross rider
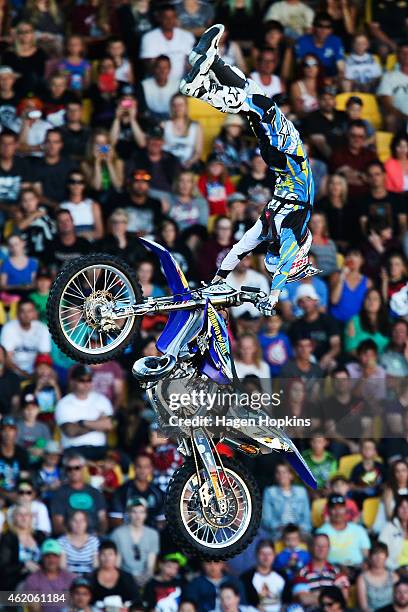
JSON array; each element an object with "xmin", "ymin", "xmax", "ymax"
[{"xmin": 180, "ymin": 25, "xmax": 320, "ymax": 316}]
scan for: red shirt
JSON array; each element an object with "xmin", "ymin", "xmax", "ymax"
[
  {"xmin": 329, "ymin": 146, "xmax": 378, "ymax": 200},
  {"xmin": 198, "ymin": 173, "xmax": 235, "ymax": 215}
]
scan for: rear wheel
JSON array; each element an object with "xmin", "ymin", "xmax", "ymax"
[{"xmin": 47, "ymin": 254, "xmax": 143, "ymax": 364}]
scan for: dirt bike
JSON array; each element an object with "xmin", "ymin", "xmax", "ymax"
[{"xmin": 47, "ymin": 238, "xmax": 317, "ymax": 560}]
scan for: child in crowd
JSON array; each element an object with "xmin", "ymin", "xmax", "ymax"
[
  {"xmin": 350, "ymin": 438, "xmax": 385, "ymax": 508},
  {"xmin": 16, "ymin": 392, "xmax": 51, "ymax": 464},
  {"xmin": 302, "ymin": 434, "xmax": 338, "ymax": 492},
  {"xmin": 29, "ymin": 271, "xmax": 52, "ymax": 323},
  {"xmin": 273, "ymin": 523, "xmax": 311, "ymax": 582},
  {"xmin": 198, "ymin": 154, "xmax": 235, "ymax": 216},
  {"xmin": 38, "ymin": 440, "xmax": 62, "ymax": 501},
  {"xmin": 257, "ymin": 310, "xmax": 292, "ymax": 377},
  {"xmin": 324, "ymin": 476, "xmax": 360, "ymax": 522}
]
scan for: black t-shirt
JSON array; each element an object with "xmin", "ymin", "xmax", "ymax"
[
  {"xmin": 0, "ymin": 157, "xmax": 31, "ymax": 203},
  {"xmin": 350, "ymin": 460, "xmax": 385, "ymax": 491},
  {"xmin": 372, "ymin": 0, "xmax": 408, "ymax": 40},
  {"xmin": 0, "ymin": 369, "xmax": 21, "ymax": 415},
  {"xmin": 96, "ymin": 233, "xmax": 147, "ymax": 268},
  {"xmin": 303, "ymin": 110, "xmax": 346, "ymax": 151},
  {"xmin": 50, "ymin": 483, "xmax": 106, "ymax": 533},
  {"xmin": 2, "ymin": 49, "xmax": 47, "ymax": 95},
  {"xmin": 112, "ymin": 193, "xmax": 162, "ymax": 236},
  {"xmin": 0, "ymin": 94, "xmax": 21, "ymax": 133},
  {"xmin": 322, "ymin": 395, "xmax": 370, "ymax": 438},
  {"xmin": 317, "ymin": 199, "xmax": 360, "ymax": 247},
  {"xmin": 289, "ymin": 314, "xmax": 341, "ymax": 360},
  {"xmin": 90, "ymin": 569, "xmax": 140, "ymax": 604},
  {"xmin": 45, "ymin": 236, "xmax": 91, "ymax": 270},
  {"xmin": 238, "ymin": 172, "xmax": 274, "ymax": 207},
  {"xmin": 110, "ymin": 480, "xmax": 164, "ymax": 526},
  {"xmin": 31, "ymin": 156, "xmax": 76, "ymax": 203},
  {"xmin": 359, "ymin": 191, "xmax": 405, "ymax": 230},
  {"xmin": 126, "ymin": 150, "xmax": 181, "ymax": 193},
  {"xmin": 61, "ymin": 126, "xmax": 90, "ymax": 162},
  {"xmin": 0, "ymin": 445, "xmax": 30, "ymax": 493}
]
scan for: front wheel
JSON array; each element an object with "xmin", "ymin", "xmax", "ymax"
[
  {"xmin": 47, "ymin": 254, "xmax": 143, "ymax": 364},
  {"xmin": 166, "ymin": 459, "xmax": 261, "ymax": 560}
]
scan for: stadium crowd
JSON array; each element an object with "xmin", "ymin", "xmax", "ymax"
[{"xmin": 0, "ymin": 0, "xmax": 405, "ymax": 610}]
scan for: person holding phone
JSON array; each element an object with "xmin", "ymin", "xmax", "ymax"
[
  {"xmin": 110, "ymin": 88, "xmax": 146, "ymax": 160},
  {"xmin": 81, "ymin": 129, "xmax": 124, "ymax": 196}
]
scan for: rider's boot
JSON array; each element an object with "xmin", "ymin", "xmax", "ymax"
[{"xmin": 188, "ymin": 24, "xmax": 224, "ymax": 68}]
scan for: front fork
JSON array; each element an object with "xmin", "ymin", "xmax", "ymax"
[{"xmin": 190, "ymin": 428, "xmax": 228, "ymax": 515}]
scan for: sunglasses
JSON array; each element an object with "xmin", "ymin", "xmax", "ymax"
[
  {"xmin": 304, "ymin": 60, "xmax": 318, "ymax": 67},
  {"xmin": 66, "ymin": 465, "xmax": 82, "ymax": 471},
  {"xmin": 321, "ymin": 601, "xmax": 336, "ymax": 608},
  {"xmin": 133, "ymin": 174, "xmax": 151, "ymax": 182},
  {"xmin": 77, "ymin": 377, "xmax": 92, "ymax": 383},
  {"xmin": 330, "ymin": 496, "xmax": 345, "ymax": 505},
  {"xmin": 18, "ymin": 488, "xmax": 33, "ymax": 495},
  {"xmin": 68, "ymin": 178, "xmax": 85, "ymax": 185},
  {"xmin": 133, "ymin": 545, "xmax": 141, "ymax": 561}
]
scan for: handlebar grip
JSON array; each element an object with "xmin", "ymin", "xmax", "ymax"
[{"xmin": 240, "ymin": 286, "xmax": 262, "ymax": 293}]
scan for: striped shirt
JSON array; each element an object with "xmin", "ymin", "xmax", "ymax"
[{"xmin": 58, "ymin": 534, "xmax": 99, "ymax": 574}]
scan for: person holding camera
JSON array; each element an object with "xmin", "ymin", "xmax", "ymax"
[
  {"xmin": 110, "ymin": 86, "xmax": 146, "ymax": 161},
  {"xmin": 81, "ymin": 128, "xmax": 124, "ymax": 196}
]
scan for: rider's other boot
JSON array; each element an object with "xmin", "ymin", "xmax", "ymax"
[{"xmin": 188, "ymin": 24, "xmax": 224, "ymax": 68}]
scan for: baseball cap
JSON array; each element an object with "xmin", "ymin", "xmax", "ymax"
[
  {"xmin": 327, "ymin": 494, "xmax": 346, "ymax": 507},
  {"xmin": 132, "ymin": 169, "xmax": 152, "ymax": 182},
  {"xmin": 223, "ymin": 114, "xmax": 245, "ymax": 128},
  {"xmin": 44, "ymin": 440, "xmax": 62, "ymax": 454},
  {"xmin": 1, "ymin": 415, "xmax": 17, "ymax": 428},
  {"xmin": 35, "ymin": 353, "xmax": 53, "ymax": 367},
  {"xmin": 0, "ymin": 66, "xmax": 19, "ymax": 77},
  {"xmin": 21, "ymin": 393, "xmax": 39, "ymax": 407},
  {"xmin": 295, "ymin": 284, "xmax": 319, "ymax": 304},
  {"xmin": 207, "ymin": 152, "xmax": 224, "ymax": 164},
  {"xmin": 127, "ymin": 496, "xmax": 148, "ymax": 509},
  {"xmin": 70, "ymin": 576, "xmax": 92, "ymax": 592},
  {"xmin": 347, "ymin": 95, "xmax": 363, "ymax": 106},
  {"xmin": 163, "ymin": 552, "xmax": 188, "ymax": 567},
  {"xmin": 319, "ymin": 85, "xmax": 337, "ymax": 97},
  {"xmin": 227, "ymin": 192, "xmax": 247, "ymax": 204},
  {"xmin": 41, "ymin": 539, "xmax": 62, "ymax": 556},
  {"xmin": 147, "ymin": 125, "xmax": 164, "ymax": 140},
  {"xmin": 71, "ymin": 364, "xmax": 93, "ymax": 380}
]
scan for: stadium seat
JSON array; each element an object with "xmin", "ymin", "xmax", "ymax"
[
  {"xmin": 312, "ymin": 497, "xmax": 327, "ymax": 528},
  {"xmin": 375, "ymin": 131, "xmax": 393, "ymax": 162},
  {"xmin": 335, "ymin": 92, "xmax": 382, "ymax": 130},
  {"xmin": 187, "ymin": 97, "xmax": 225, "ymax": 160},
  {"xmin": 362, "ymin": 497, "xmax": 381, "ymax": 528},
  {"xmin": 338, "ymin": 453, "xmax": 362, "ymax": 479},
  {"xmin": 386, "ymin": 54, "xmax": 397, "ymax": 71}
]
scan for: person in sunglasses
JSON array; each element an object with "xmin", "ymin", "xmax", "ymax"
[
  {"xmin": 59, "ymin": 170, "xmax": 104, "ymax": 242},
  {"xmin": 181, "ymin": 24, "xmax": 320, "ymax": 316},
  {"xmin": 318, "ymin": 585, "xmax": 350, "ymax": 611},
  {"xmin": 7, "ymin": 478, "xmax": 51, "ymax": 535},
  {"xmin": 295, "ymin": 13, "xmax": 345, "ymax": 78}
]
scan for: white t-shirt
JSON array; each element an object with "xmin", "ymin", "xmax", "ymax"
[
  {"xmin": 264, "ymin": 1, "xmax": 314, "ymax": 36},
  {"xmin": 377, "ymin": 70, "xmax": 408, "ymax": 115},
  {"xmin": 252, "ymin": 571, "xmax": 285, "ymax": 612},
  {"xmin": 249, "ymin": 72, "xmax": 283, "ymax": 99},
  {"xmin": 142, "ymin": 77, "xmax": 179, "ymax": 116},
  {"xmin": 8, "ymin": 500, "xmax": 51, "ymax": 534},
  {"xmin": 0, "ymin": 319, "xmax": 51, "ymax": 374},
  {"xmin": 26, "ymin": 119, "xmax": 53, "ymax": 157},
  {"xmin": 140, "ymin": 27, "xmax": 195, "ymax": 81},
  {"xmin": 55, "ymin": 391, "xmax": 113, "ymax": 449},
  {"xmin": 345, "ymin": 53, "xmax": 382, "ymax": 85},
  {"xmin": 234, "ymin": 360, "xmax": 272, "ymax": 395}
]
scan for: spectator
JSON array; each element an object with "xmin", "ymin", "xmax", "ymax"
[
  {"xmin": 197, "ymin": 216, "xmax": 235, "ymax": 283},
  {"xmin": 343, "ymin": 34, "xmax": 382, "ymax": 93},
  {"xmin": 0, "ymin": 414, "xmax": 29, "ymax": 504},
  {"xmin": 330, "ymin": 120, "xmax": 378, "ymax": 201},
  {"xmin": 378, "ymin": 42, "xmax": 408, "ymax": 132},
  {"xmin": 280, "ymin": 252, "xmax": 329, "ymax": 319},
  {"xmin": 32, "ymin": 128, "xmax": 76, "ymax": 208},
  {"xmin": 22, "ymin": 0, "xmax": 64, "ymax": 56},
  {"xmin": 303, "ymin": 87, "xmax": 346, "ymax": 160},
  {"xmin": 292, "ymin": 533, "xmax": 349, "ymax": 609},
  {"xmin": 295, "ymin": 13, "xmax": 345, "ymax": 77},
  {"xmin": 115, "ymin": 0, "xmax": 154, "ymax": 55},
  {"xmin": 359, "ymin": 161, "xmax": 405, "ymax": 236},
  {"xmin": 142, "ymin": 56, "xmax": 179, "ymax": 121},
  {"xmin": 111, "ymin": 496, "xmax": 159, "ymax": 587},
  {"xmin": 110, "ymin": 453, "xmax": 165, "ymax": 528},
  {"xmin": 237, "ymin": 149, "xmax": 274, "ymax": 210},
  {"xmin": 0, "ymin": 502, "xmax": 45, "ymax": 590},
  {"xmin": 55, "ymin": 364, "xmax": 113, "ymax": 460},
  {"xmin": 0, "ymin": 298, "xmax": 51, "ymax": 378},
  {"xmin": 317, "ymin": 493, "xmax": 370, "ymax": 569},
  {"xmin": 97, "ymin": 209, "xmax": 146, "ymax": 268},
  {"xmin": 81, "ymin": 129, "xmax": 124, "ymax": 195},
  {"xmin": 66, "ymin": 576, "xmax": 94, "ymax": 612},
  {"xmin": 58, "ymin": 510, "xmax": 99, "ymax": 575},
  {"xmin": 50, "ymin": 452, "xmax": 107, "ymax": 535},
  {"xmin": 344, "ymin": 96, "xmax": 375, "ymax": 146},
  {"xmin": 262, "ymin": 462, "xmax": 311, "ymax": 539},
  {"xmin": 0, "ymin": 130, "xmax": 31, "ymax": 218},
  {"xmin": 143, "ymin": 552, "xmax": 185, "ymax": 612},
  {"xmin": 168, "ymin": 171, "xmax": 208, "ymax": 232},
  {"xmin": 264, "ymin": 0, "xmax": 314, "ymax": 39},
  {"xmin": 227, "ymin": 256, "xmax": 270, "ymax": 324},
  {"xmin": 254, "ymin": 21, "xmax": 294, "ymax": 83},
  {"xmin": 139, "ymin": 4, "xmax": 195, "ymax": 82},
  {"xmin": 356, "ymin": 542, "xmax": 397, "ymax": 611},
  {"xmin": 107, "ymin": 37, "xmax": 133, "ymax": 85},
  {"xmin": 17, "ymin": 98, "xmax": 52, "ymax": 158},
  {"xmin": 346, "ymin": 339, "xmax": 387, "ymax": 403},
  {"xmin": 350, "ymin": 438, "xmax": 385, "ymax": 507},
  {"xmin": 16, "ymin": 392, "xmax": 51, "ymax": 461},
  {"xmin": 7, "ymin": 478, "xmax": 51, "ymax": 534},
  {"xmin": 137, "ymin": 259, "xmax": 165, "ymax": 300},
  {"xmin": 38, "ymin": 440, "xmax": 62, "ymax": 501},
  {"xmin": 385, "ymin": 134, "xmax": 408, "ymax": 195},
  {"xmin": 213, "ymin": 114, "xmax": 250, "ymax": 176},
  {"xmin": 59, "ymin": 170, "xmax": 104, "ymax": 242},
  {"xmin": 14, "ymin": 187, "xmax": 56, "ymax": 256},
  {"xmin": 318, "ymin": 586, "xmax": 349, "ymax": 612},
  {"xmin": 216, "ymin": 26, "xmax": 247, "ymax": 75},
  {"xmin": 28, "ymin": 273, "xmax": 54, "ymax": 323},
  {"xmin": 2, "ymin": 21, "xmax": 47, "ymax": 95},
  {"xmin": 257, "ymin": 311, "xmax": 292, "ymax": 376},
  {"xmin": 289, "ymin": 284, "xmax": 341, "ymax": 371},
  {"xmin": 309, "ymin": 211, "xmax": 338, "ymax": 277},
  {"xmin": 249, "ymin": 49, "xmax": 284, "ymax": 99},
  {"xmin": 184, "ymin": 560, "xmax": 243, "ymax": 612},
  {"xmin": 302, "ymin": 434, "xmax": 338, "ymax": 490},
  {"xmin": 41, "ymin": 73, "xmax": 76, "ymax": 126},
  {"xmin": 109, "ymin": 86, "xmax": 146, "ymax": 162},
  {"xmin": 90, "ymin": 359, "xmax": 125, "ymax": 411},
  {"xmin": 87, "ymin": 57, "xmax": 119, "ymax": 129},
  {"xmin": 273, "ymin": 525, "xmax": 311, "ymax": 582},
  {"xmin": 176, "ymin": 0, "xmax": 214, "ymax": 37},
  {"xmin": 0, "ymin": 344, "xmax": 20, "ymax": 416},
  {"xmin": 379, "ymin": 496, "xmax": 408, "ymax": 570},
  {"xmin": 113, "ymin": 170, "xmax": 162, "ymax": 238},
  {"xmin": 290, "ymin": 54, "xmax": 321, "ymax": 117},
  {"xmin": 127, "ymin": 125, "xmax": 182, "ymax": 201},
  {"xmin": 218, "ymin": 583, "xmax": 255, "ymax": 612},
  {"xmin": 61, "ymin": 101, "xmax": 90, "ymax": 163},
  {"xmin": 162, "ymin": 93, "xmax": 203, "ymax": 169},
  {"xmin": 22, "ymin": 539, "xmax": 75, "ymax": 612},
  {"xmin": 0, "ymin": 234, "xmax": 38, "ymax": 291},
  {"xmin": 45, "ymin": 208, "xmax": 90, "ymax": 271},
  {"xmin": 216, "ymin": 2, "xmax": 262, "ymax": 48},
  {"xmin": 198, "ymin": 154, "xmax": 235, "ymax": 217},
  {"xmin": 234, "ymin": 333, "xmax": 271, "ymax": 394},
  {"xmin": 330, "ymin": 248, "xmax": 371, "ymax": 323},
  {"xmin": 281, "ymin": 334, "xmax": 323, "ymax": 401},
  {"xmin": 58, "ymin": 35, "xmax": 91, "ymax": 94},
  {"xmin": 344, "ymin": 288, "xmax": 390, "ymax": 354},
  {"xmin": 0, "ymin": 66, "xmax": 22, "ymax": 134},
  {"xmin": 157, "ymin": 219, "xmax": 196, "ymax": 282},
  {"xmin": 324, "ymin": 476, "xmax": 360, "ymax": 523},
  {"xmin": 380, "ymin": 320, "xmax": 408, "ymax": 379}
]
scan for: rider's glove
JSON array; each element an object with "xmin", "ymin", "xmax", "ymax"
[{"xmin": 256, "ymin": 294, "xmax": 277, "ymax": 317}]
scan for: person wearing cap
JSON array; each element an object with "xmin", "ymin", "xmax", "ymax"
[
  {"xmin": 63, "ymin": 576, "xmax": 94, "ymax": 612},
  {"xmin": 317, "ymin": 493, "xmax": 370, "ymax": 569},
  {"xmin": 288, "ymin": 284, "xmax": 341, "ymax": 371},
  {"xmin": 181, "ymin": 25, "xmax": 320, "ymax": 315},
  {"xmin": 16, "ymin": 391, "xmax": 51, "ymax": 460},
  {"xmin": 111, "ymin": 496, "xmax": 159, "ymax": 587},
  {"xmin": 0, "ymin": 414, "xmax": 30, "ymax": 503},
  {"xmin": 143, "ymin": 552, "xmax": 185, "ymax": 611},
  {"xmin": 55, "ymin": 364, "xmax": 113, "ymax": 461},
  {"xmin": 0, "ymin": 66, "xmax": 22, "ymax": 134},
  {"xmin": 295, "ymin": 12, "xmax": 345, "ymax": 77},
  {"xmin": 22, "ymin": 539, "xmax": 75, "ymax": 612},
  {"xmin": 27, "ymin": 352, "xmax": 61, "ymax": 420},
  {"xmin": 114, "ymin": 168, "xmax": 162, "ymax": 237}
]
